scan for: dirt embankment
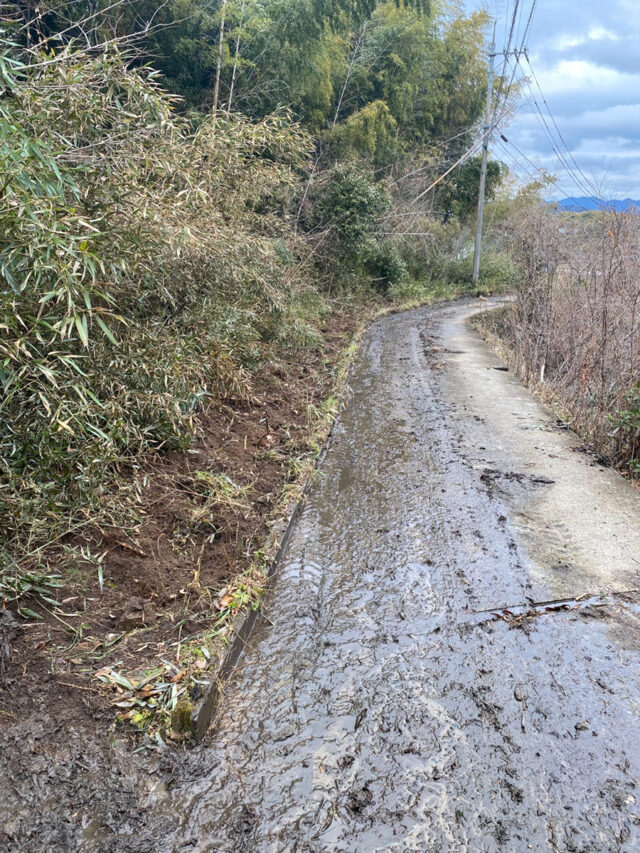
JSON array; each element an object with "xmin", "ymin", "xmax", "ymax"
[{"xmin": 0, "ymin": 306, "xmax": 363, "ymax": 850}]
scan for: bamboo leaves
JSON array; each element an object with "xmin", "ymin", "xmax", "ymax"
[{"xmin": 0, "ymin": 41, "xmax": 313, "ymax": 604}]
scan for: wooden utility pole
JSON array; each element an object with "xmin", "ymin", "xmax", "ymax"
[{"xmin": 472, "ymin": 22, "xmax": 497, "ymax": 286}]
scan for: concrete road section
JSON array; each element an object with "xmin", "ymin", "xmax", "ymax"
[{"xmin": 165, "ymin": 299, "xmax": 640, "ymax": 852}]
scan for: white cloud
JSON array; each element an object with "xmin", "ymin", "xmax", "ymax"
[
  {"xmin": 551, "ymin": 27, "xmax": 619, "ymax": 51},
  {"xmin": 588, "ymin": 27, "xmax": 620, "ymax": 41},
  {"xmin": 464, "ymin": 0, "xmax": 640, "ymax": 195},
  {"xmin": 534, "ymin": 60, "xmax": 640, "ymax": 97}
]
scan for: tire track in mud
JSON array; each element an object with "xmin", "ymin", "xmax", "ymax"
[{"xmin": 155, "ymin": 300, "xmax": 640, "ymax": 853}]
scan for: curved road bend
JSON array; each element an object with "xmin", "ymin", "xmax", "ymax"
[{"xmin": 164, "ymin": 299, "xmax": 640, "ymax": 852}]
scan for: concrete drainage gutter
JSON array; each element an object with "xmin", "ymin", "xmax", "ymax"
[{"xmin": 189, "ymin": 437, "xmax": 334, "ymax": 742}]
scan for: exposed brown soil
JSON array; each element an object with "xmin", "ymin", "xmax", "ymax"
[{"xmin": 0, "ymin": 306, "xmax": 361, "ymax": 850}]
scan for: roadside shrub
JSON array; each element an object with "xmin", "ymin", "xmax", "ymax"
[
  {"xmin": 496, "ymin": 205, "xmax": 640, "ymax": 472},
  {"xmin": 611, "ymin": 387, "xmax": 640, "ymax": 473},
  {"xmin": 0, "ymin": 45, "xmax": 313, "ymax": 573},
  {"xmin": 392, "ymin": 218, "xmax": 462, "ymax": 282},
  {"xmin": 442, "ymin": 251, "xmax": 516, "ymax": 292},
  {"xmin": 365, "ymin": 240, "xmax": 408, "ymax": 294},
  {"xmin": 302, "ymin": 164, "xmax": 390, "ymax": 289}
]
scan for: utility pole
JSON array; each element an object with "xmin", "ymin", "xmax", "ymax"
[{"xmin": 472, "ymin": 22, "xmax": 497, "ymax": 286}]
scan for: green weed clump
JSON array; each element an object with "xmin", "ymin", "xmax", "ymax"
[
  {"xmin": 0, "ymin": 46, "xmax": 315, "ymax": 591},
  {"xmin": 440, "ymin": 251, "xmax": 516, "ymax": 293},
  {"xmin": 612, "ymin": 387, "xmax": 640, "ymax": 475}
]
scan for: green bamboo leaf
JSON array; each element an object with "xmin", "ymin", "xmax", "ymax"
[
  {"xmin": 75, "ymin": 314, "xmax": 89, "ymax": 347},
  {"xmin": 17, "ymin": 607, "xmax": 43, "ymax": 620},
  {"xmin": 83, "ymin": 387, "xmax": 105, "ymax": 409},
  {"xmin": 95, "ymin": 314, "xmax": 119, "ymax": 346},
  {"xmin": 86, "ymin": 424, "xmax": 110, "ymax": 441},
  {"xmin": 110, "ymin": 673, "xmax": 135, "ymax": 690},
  {"xmin": 1, "ymin": 264, "xmax": 19, "ymax": 292}
]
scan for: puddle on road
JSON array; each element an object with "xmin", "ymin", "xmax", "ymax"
[{"xmin": 156, "ymin": 303, "xmax": 640, "ymax": 853}]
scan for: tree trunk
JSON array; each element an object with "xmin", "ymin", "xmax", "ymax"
[
  {"xmin": 226, "ymin": 0, "xmax": 246, "ymax": 116},
  {"xmin": 212, "ymin": 0, "xmax": 228, "ymax": 122}
]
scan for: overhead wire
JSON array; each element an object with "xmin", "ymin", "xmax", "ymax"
[
  {"xmin": 411, "ymin": 0, "xmax": 528, "ymax": 207},
  {"xmin": 497, "ymin": 120, "xmax": 596, "ymax": 211},
  {"xmin": 513, "ymin": 0, "xmax": 526, "ymax": 57},
  {"xmin": 495, "ymin": 140, "xmax": 538, "ymax": 182},
  {"xmin": 517, "ymin": 66, "xmax": 601, "ymax": 200},
  {"xmin": 523, "ymin": 50, "xmax": 602, "ymax": 199},
  {"xmin": 496, "ymin": 137, "xmax": 543, "ymax": 181},
  {"xmin": 412, "ymin": 135, "xmax": 485, "ymax": 202},
  {"xmin": 495, "ymin": 139, "xmax": 594, "ymax": 211},
  {"xmin": 502, "ymin": 0, "xmax": 510, "ymax": 51},
  {"xmin": 505, "ymin": 0, "xmax": 521, "ymax": 57},
  {"xmin": 478, "ymin": 0, "xmax": 588, "ymax": 220},
  {"xmin": 492, "ymin": 0, "xmax": 520, "ymax": 110},
  {"xmin": 407, "ymin": 0, "xmax": 558, "ymax": 214},
  {"xmin": 502, "ymin": 135, "xmax": 551, "ymax": 180},
  {"xmin": 463, "ymin": 0, "xmax": 603, "ymax": 230},
  {"xmin": 489, "ymin": 0, "xmax": 535, "ymax": 138},
  {"xmin": 520, "ymin": 0, "xmax": 537, "ymax": 46},
  {"xmin": 484, "ymin": 0, "xmax": 604, "ymax": 206}
]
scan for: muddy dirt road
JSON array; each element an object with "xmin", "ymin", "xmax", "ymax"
[{"xmin": 154, "ymin": 299, "xmax": 640, "ymax": 852}]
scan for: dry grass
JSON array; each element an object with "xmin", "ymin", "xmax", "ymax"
[{"xmin": 488, "ymin": 206, "xmax": 640, "ymax": 471}]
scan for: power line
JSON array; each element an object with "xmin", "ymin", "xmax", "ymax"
[
  {"xmin": 490, "ymin": 0, "xmax": 537, "ymax": 134},
  {"xmin": 407, "ymin": 1, "xmax": 534, "ymax": 212},
  {"xmin": 489, "ymin": 6, "xmax": 602, "ymax": 206},
  {"xmin": 470, "ymin": 3, "xmax": 525, "ymax": 284},
  {"xmin": 497, "ymin": 136, "xmax": 597, "ymax": 212},
  {"xmin": 494, "ymin": 139, "xmax": 597, "ymax": 212},
  {"xmin": 513, "ymin": 0, "xmax": 527, "ymax": 57},
  {"xmin": 501, "ymin": 0, "xmax": 510, "ymax": 53},
  {"xmin": 493, "ymin": 0, "xmax": 520, "ymax": 110},
  {"xmin": 520, "ymin": 0, "xmax": 537, "ymax": 46},
  {"xmin": 495, "ymin": 139, "xmax": 538, "ymax": 183},
  {"xmin": 518, "ymin": 68, "xmax": 600, "ymax": 200},
  {"xmin": 489, "ymin": 28, "xmax": 599, "ymax": 205},
  {"xmin": 387, "ymin": 128, "xmax": 476, "ymax": 189},
  {"xmin": 413, "ymin": 135, "xmax": 485, "ymax": 203},
  {"xmin": 478, "ymin": 1, "xmax": 602, "ymax": 217},
  {"xmin": 498, "ymin": 135, "xmax": 549, "ymax": 181},
  {"xmin": 472, "ymin": 22, "xmax": 498, "ymax": 284},
  {"xmin": 523, "ymin": 50, "xmax": 602, "ymax": 199},
  {"xmin": 505, "ymin": 0, "xmax": 521, "ymax": 56}
]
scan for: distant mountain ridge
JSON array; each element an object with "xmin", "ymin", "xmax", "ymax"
[{"xmin": 553, "ymin": 197, "xmax": 640, "ymax": 212}]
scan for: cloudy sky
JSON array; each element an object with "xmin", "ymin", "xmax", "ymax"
[{"xmin": 462, "ymin": 0, "xmax": 640, "ymax": 199}]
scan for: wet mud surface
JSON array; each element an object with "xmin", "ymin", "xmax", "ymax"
[
  {"xmin": 5, "ymin": 299, "xmax": 640, "ymax": 851},
  {"xmin": 161, "ymin": 300, "xmax": 640, "ymax": 852},
  {"xmin": 0, "ymin": 311, "xmax": 361, "ymax": 852}
]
